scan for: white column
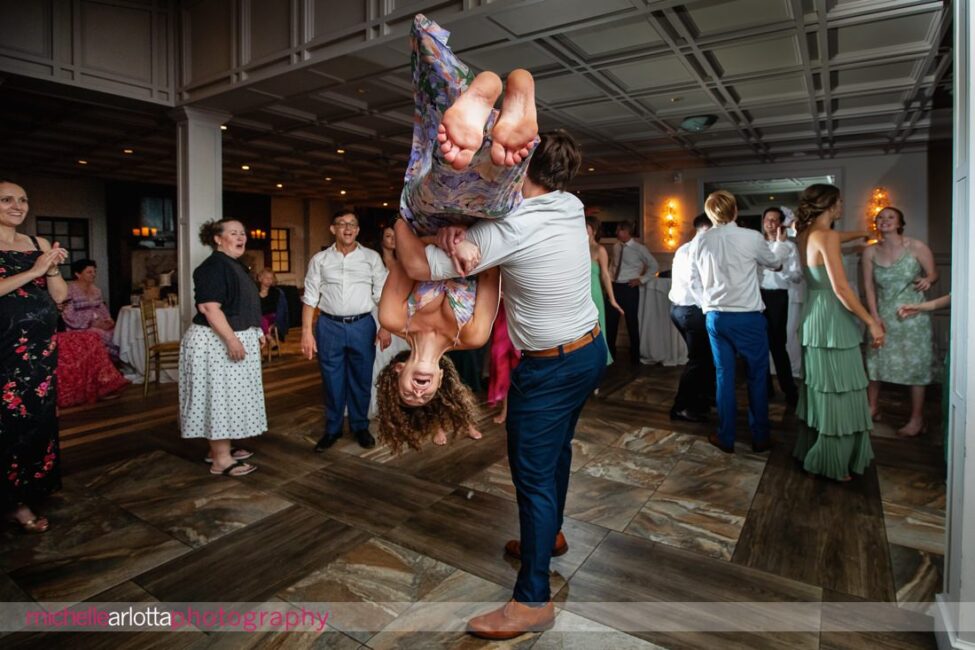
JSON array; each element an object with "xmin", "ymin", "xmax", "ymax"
[
  {"xmin": 175, "ymin": 107, "xmax": 231, "ymax": 330},
  {"xmin": 936, "ymin": 1, "xmax": 975, "ymax": 649}
]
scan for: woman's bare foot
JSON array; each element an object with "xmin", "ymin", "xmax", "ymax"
[
  {"xmin": 6, "ymin": 504, "xmax": 49, "ymax": 533},
  {"xmin": 468, "ymin": 425, "xmax": 483, "ymax": 440},
  {"xmin": 870, "ymin": 408, "xmax": 881, "ymax": 422},
  {"xmin": 492, "ymin": 411, "xmax": 506, "ymax": 424},
  {"xmin": 490, "ymin": 69, "xmax": 538, "ymax": 167},
  {"xmin": 837, "ymin": 475, "xmax": 853, "ymax": 483},
  {"xmin": 439, "ymin": 71, "xmax": 502, "ymax": 170},
  {"xmin": 896, "ymin": 419, "xmax": 926, "ymax": 437},
  {"xmin": 433, "ymin": 428, "xmax": 448, "ymax": 446}
]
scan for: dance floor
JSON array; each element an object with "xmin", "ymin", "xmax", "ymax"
[{"xmin": 0, "ymin": 344, "xmax": 945, "ymax": 648}]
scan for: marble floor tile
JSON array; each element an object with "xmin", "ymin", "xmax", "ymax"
[
  {"xmin": 10, "ymin": 521, "xmax": 189, "ymax": 603},
  {"xmin": 612, "ymin": 427, "xmax": 696, "ymax": 460},
  {"xmin": 570, "ymin": 438, "xmax": 611, "ymax": 472},
  {"xmin": 609, "ymin": 376, "xmax": 673, "ymax": 406},
  {"xmin": 579, "ymin": 448, "xmax": 674, "ymax": 490},
  {"xmin": 207, "ymin": 629, "xmax": 360, "ymax": 650},
  {"xmin": 73, "ymin": 450, "xmax": 212, "ymax": 502},
  {"xmin": 574, "ymin": 416, "xmax": 642, "ymax": 447},
  {"xmin": 877, "ymin": 466, "xmax": 946, "ymax": 512},
  {"xmin": 367, "ymin": 569, "xmax": 539, "ymax": 650},
  {"xmin": 683, "ymin": 438, "xmax": 770, "ymax": 469},
  {"xmin": 535, "ymin": 610, "xmax": 667, "ymax": 649},
  {"xmin": 890, "ymin": 543, "xmax": 943, "ymax": 607},
  {"xmin": 653, "ymin": 457, "xmax": 764, "ymax": 517},
  {"xmin": 460, "ymin": 461, "xmax": 516, "ymax": 503},
  {"xmin": 564, "ymin": 472, "xmax": 653, "ymax": 531},
  {"xmin": 278, "ymin": 538, "xmax": 456, "ymax": 641},
  {"xmin": 882, "ymin": 502, "xmax": 945, "ymax": 555},
  {"xmin": 625, "ymin": 496, "xmax": 745, "ymax": 561}
]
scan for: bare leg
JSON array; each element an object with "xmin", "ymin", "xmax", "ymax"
[
  {"xmin": 867, "ymin": 380, "xmax": 881, "ymax": 421},
  {"xmin": 492, "ymin": 393, "xmax": 508, "ymax": 424},
  {"xmin": 438, "ymin": 71, "xmax": 502, "ymax": 170},
  {"xmin": 209, "ymin": 439, "xmax": 255, "ymax": 475},
  {"xmin": 490, "ymin": 69, "xmax": 538, "ymax": 167},
  {"xmin": 897, "ymin": 385, "xmax": 926, "ymax": 437}
]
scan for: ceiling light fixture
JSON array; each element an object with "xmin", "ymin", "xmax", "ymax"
[
  {"xmin": 588, "ymin": 167, "xmax": 595, "ymax": 172},
  {"xmin": 670, "ymin": 96, "xmax": 682, "ymax": 103},
  {"xmin": 77, "ymin": 160, "xmax": 88, "ymax": 165},
  {"xmin": 340, "ymin": 190, "xmax": 347, "ymax": 195},
  {"xmin": 123, "ymin": 148, "xmax": 134, "ymax": 154},
  {"xmin": 336, "ymin": 148, "xmax": 346, "ymax": 154},
  {"xmin": 276, "ymin": 183, "xmax": 284, "ymax": 189},
  {"xmin": 325, "ymin": 177, "xmax": 332, "ymax": 181},
  {"xmin": 679, "ymin": 115, "xmax": 718, "ymax": 133},
  {"xmin": 382, "ymin": 202, "xmax": 389, "ymax": 207},
  {"xmin": 220, "ymin": 125, "xmax": 228, "ymax": 131},
  {"xmin": 241, "ymin": 164, "xmax": 250, "ymax": 170}
]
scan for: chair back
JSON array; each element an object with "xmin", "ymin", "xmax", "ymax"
[{"xmin": 139, "ymin": 300, "xmax": 160, "ymax": 349}]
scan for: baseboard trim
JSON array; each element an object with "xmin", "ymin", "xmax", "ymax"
[{"xmin": 935, "ymin": 594, "xmax": 975, "ymax": 650}]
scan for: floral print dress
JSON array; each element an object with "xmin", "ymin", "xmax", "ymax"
[{"xmin": 0, "ymin": 244, "xmax": 61, "ymax": 510}]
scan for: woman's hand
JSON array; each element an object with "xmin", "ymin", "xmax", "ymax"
[
  {"xmin": 437, "ymin": 225, "xmax": 468, "ymax": 256},
  {"xmin": 914, "ymin": 276, "xmax": 932, "ymax": 292},
  {"xmin": 30, "ymin": 246, "xmax": 67, "ymax": 278},
  {"xmin": 868, "ymin": 320, "xmax": 886, "ymax": 348},
  {"xmin": 451, "ymin": 240, "xmax": 481, "ymax": 277},
  {"xmin": 776, "ymin": 226, "xmax": 788, "ymax": 242},
  {"xmin": 611, "ymin": 300, "xmax": 625, "ymax": 316},
  {"xmin": 224, "ymin": 335, "xmax": 246, "ymax": 361},
  {"xmin": 376, "ymin": 327, "xmax": 392, "ymax": 351}
]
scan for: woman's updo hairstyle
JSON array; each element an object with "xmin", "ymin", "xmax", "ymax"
[
  {"xmin": 795, "ymin": 184, "xmax": 841, "ymax": 235},
  {"xmin": 198, "ymin": 218, "xmax": 240, "ymax": 249}
]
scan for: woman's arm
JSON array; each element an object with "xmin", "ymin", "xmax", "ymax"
[
  {"xmin": 838, "ymin": 230, "xmax": 872, "ymax": 243},
  {"xmin": 38, "ymin": 237, "xmax": 68, "ymax": 303},
  {"xmin": 197, "ymin": 302, "xmax": 246, "ymax": 361},
  {"xmin": 897, "ymin": 293, "xmax": 951, "ymax": 319},
  {"xmin": 394, "ymin": 219, "xmax": 433, "ymax": 281},
  {"xmin": 861, "ymin": 245, "xmax": 882, "ymax": 328},
  {"xmin": 818, "ymin": 231, "xmax": 883, "ymax": 346},
  {"xmin": 0, "ymin": 238, "xmax": 66, "ymax": 299},
  {"xmin": 458, "ymin": 266, "xmax": 501, "ymax": 349},
  {"xmin": 378, "ymin": 254, "xmax": 414, "ymax": 335},
  {"xmin": 911, "ymin": 238, "xmax": 938, "ymax": 291},
  {"xmin": 597, "ymin": 247, "xmax": 624, "ymax": 314}
]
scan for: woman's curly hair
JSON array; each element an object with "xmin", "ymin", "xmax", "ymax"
[
  {"xmin": 375, "ymin": 350, "xmax": 479, "ymax": 453},
  {"xmin": 795, "ymin": 184, "xmax": 840, "ymax": 235}
]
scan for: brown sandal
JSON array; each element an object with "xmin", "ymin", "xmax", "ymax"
[{"xmin": 210, "ymin": 460, "xmax": 257, "ymax": 477}]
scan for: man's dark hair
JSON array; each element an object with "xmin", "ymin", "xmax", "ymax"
[
  {"xmin": 616, "ymin": 221, "xmax": 636, "ymax": 235},
  {"xmin": 762, "ymin": 206, "xmax": 784, "ymax": 222},
  {"xmin": 692, "ymin": 214, "xmax": 712, "ymax": 230},
  {"xmin": 526, "ymin": 129, "xmax": 582, "ymax": 192},
  {"xmin": 71, "ymin": 258, "xmax": 96, "ymax": 277},
  {"xmin": 332, "ymin": 210, "xmax": 356, "ymax": 223}
]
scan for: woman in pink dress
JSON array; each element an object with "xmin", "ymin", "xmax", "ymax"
[
  {"xmin": 62, "ymin": 259, "xmax": 118, "ymax": 361},
  {"xmin": 54, "ymin": 330, "xmax": 128, "ymax": 407},
  {"xmin": 488, "ymin": 295, "xmax": 519, "ymax": 423}
]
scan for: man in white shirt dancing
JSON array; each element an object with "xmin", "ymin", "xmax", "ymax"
[
  {"xmin": 759, "ymin": 207, "xmax": 801, "ymax": 407},
  {"xmin": 692, "ymin": 191, "xmax": 789, "ymax": 453},
  {"xmin": 607, "ymin": 222, "xmax": 657, "ymax": 364},
  {"xmin": 668, "ymin": 213, "xmax": 714, "ymax": 422},
  {"xmin": 398, "ymin": 130, "xmax": 606, "ymax": 639}
]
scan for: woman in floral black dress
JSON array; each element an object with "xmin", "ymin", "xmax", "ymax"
[{"xmin": 0, "ymin": 181, "xmax": 68, "ymax": 533}]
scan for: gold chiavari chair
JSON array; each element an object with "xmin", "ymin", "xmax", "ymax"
[{"xmin": 140, "ymin": 300, "xmax": 180, "ymax": 397}]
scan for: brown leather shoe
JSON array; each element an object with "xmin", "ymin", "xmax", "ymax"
[
  {"xmin": 467, "ymin": 599, "xmax": 555, "ymax": 639},
  {"xmin": 504, "ymin": 531, "xmax": 568, "ymax": 560}
]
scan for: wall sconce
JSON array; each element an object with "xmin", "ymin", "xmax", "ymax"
[
  {"xmin": 249, "ymin": 229, "xmax": 267, "ymax": 240},
  {"xmin": 662, "ymin": 198, "xmax": 680, "ymax": 249},
  {"xmin": 867, "ymin": 187, "xmax": 890, "ymax": 235},
  {"xmin": 131, "ymin": 227, "xmax": 157, "ymax": 239}
]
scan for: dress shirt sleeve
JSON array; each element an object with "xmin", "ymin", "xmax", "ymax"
[
  {"xmin": 639, "ymin": 245, "xmax": 659, "ymax": 285},
  {"xmin": 785, "ymin": 242, "xmax": 803, "ymax": 283},
  {"xmin": 371, "ymin": 253, "xmax": 388, "ymax": 306},
  {"xmin": 756, "ymin": 238, "xmax": 789, "ymax": 269},
  {"xmin": 302, "ymin": 253, "xmax": 323, "ymax": 308},
  {"xmin": 425, "ymin": 220, "xmax": 514, "ymax": 281}
]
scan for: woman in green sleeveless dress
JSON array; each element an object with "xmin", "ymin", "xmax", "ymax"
[
  {"xmin": 793, "ymin": 185, "xmax": 886, "ymax": 481},
  {"xmin": 862, "ymin": 207, "xmax": 937, "ymax": 437},
  {"xmin": 586, "ymin": 216, "xmax": 623, "ymax": 365}
]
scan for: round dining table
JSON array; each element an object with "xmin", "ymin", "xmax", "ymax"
[
  {"xmin": 112, "ymin": 304, "xmax": 181, "ymax": 382},
  {"xmin": 638, "ymin": 277, "xmax": 688, "ymax": 366}
]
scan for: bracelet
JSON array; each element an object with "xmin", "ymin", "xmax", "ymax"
[{"xmin": 45, "ymin": 270, "xmax": 61, "ymax": 277}]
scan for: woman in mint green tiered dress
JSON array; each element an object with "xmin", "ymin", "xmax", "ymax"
[
  {"xmin": 793, "ymin": 185, "xmax": 886, "ymax": 481},
  {"xmin": 585, "ymin": 216, "xmax": 623, "ymax": 365}
]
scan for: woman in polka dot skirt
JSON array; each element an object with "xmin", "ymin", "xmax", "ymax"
[{"xmin": 178, "ymin": 219, "xmax": 266, "ymax": 476}]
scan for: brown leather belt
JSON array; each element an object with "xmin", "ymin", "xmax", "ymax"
[{"xmin": 523, "ymin": 325, "xmax": 601, "ymax": 358}]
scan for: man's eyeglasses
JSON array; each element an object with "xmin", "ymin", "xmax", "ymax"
[{"xmin": 334, "ymin": 222, "xmax": 359, "ymax": 230}]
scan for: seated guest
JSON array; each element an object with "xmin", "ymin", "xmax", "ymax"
[
  {"xmin": 256, "ymin": 268, "xmax": 288, "ymax": 341},
  {"xmin": 693, "ymin": 190, "xmax": 790, "ymax": 453},
  {"xmin": 63, "ymin": 259, "xmax": 119, "ymax": 360},
  {"xmin": 668, "ymin": 214, "xmax": 714, "ymax": 422},
  {"xmin": 54, "ymin": 330, "xmax": 128, "ymax": 407}
]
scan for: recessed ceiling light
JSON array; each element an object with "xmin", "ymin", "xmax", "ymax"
[
  {"xmin": 77, "ymin": 160, "xmax": 88, "ymax": 165},
  {"xmin": 123, "ymin": 148, "xmax": 134, "ymax": 154},
  {"xmin": 220, "ymin": 125, "xmax": 228, "ymax": 131},
  {"xmin": 325, "ymin": 177, "xmax": 332, "ymax": 181},
  {"xmin": 336, "ymin": 148, "xmax": 345, "ymax": 154},
  {"xmin": 340, "ymin": 190, "xmax": 347, "ymax": 195},
  {"xmin": 241, "ymin": 164, "xmax": 250, "ymax": 170},
  {"xmin": 276, "ymin": 183, "xmax": 284, "ymax": 189},
  {"xmin": 356, "ymin": 88, "xmax": 366, "ymax": 95},
  {"xmin": 382, "ymin": 202, "xmax": 388, "ymax": 207},
  {"xmin": 670, "ymin": 96, "xmax": 682, "ymax": 103},
  {"xmin": 769, "ymin": 195, "xmax": 775, "ymax": 200},
  {"xmin": 588, "ymin": 167, "xmax": 595, "ymax": 172},
  {"xmin": 679, "ymin": 115, "xmax": 718, "ymax": 132}
]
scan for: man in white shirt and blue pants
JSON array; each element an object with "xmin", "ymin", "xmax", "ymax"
[
  {"xmin": 401, "ymin": 131, "xmax": 605, "ymax": 639},
  {"xmin": 301, "ymin": 211, "xmax": 388, "ymax": 450},
  {"xmin": 607, "ymin": 222, "xmax": 657, "ymax": 364},
  {"xmin": 692, "ymin": 191, "xmax": 790, "ymax": 453}
]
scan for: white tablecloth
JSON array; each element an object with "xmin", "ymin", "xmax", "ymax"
[
  {"xmin": 638, "ymin": 278, "xmax": 688, "ymax": 366},
  {"xmin": 112, "ymin": 305, "xmax": 181, "ymax": 382}
]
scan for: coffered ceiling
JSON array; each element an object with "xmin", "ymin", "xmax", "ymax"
[{"xmin": 0, "ymin": 0, "xmax": 951, "ymax": 205}]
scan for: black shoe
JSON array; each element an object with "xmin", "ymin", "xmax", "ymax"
[
  {"xmin": 355, "ymin": 429, "xmax": 376, "ymax": 449},
  {"xmin": 752, "ymin": 438, "xmax": 775, "ymax": 453},
  {"xmin": 670, "ymin": 408, "xmax": 707, "ymax": 423},
  {"xmin": 707, "ymin": 433, "xmax": 735, "ymax": 454},
  {"xmin": 785, "ymin": 392, "xmax": 799, "ymax": 409},
  {"xmin": 314, "ymin": 434, "xmax": 339, "ymax": 453}
]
